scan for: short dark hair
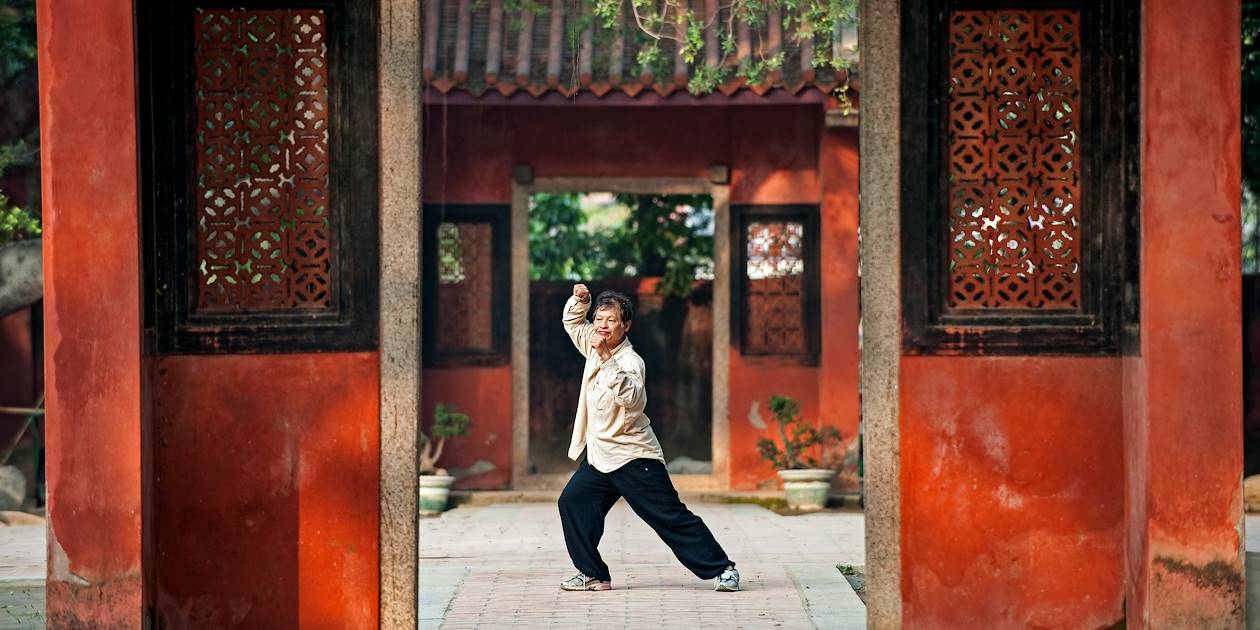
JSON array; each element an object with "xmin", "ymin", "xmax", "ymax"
[{"xmin": 594, "ymin": 290, "xmax": 634, "ymax": 323}]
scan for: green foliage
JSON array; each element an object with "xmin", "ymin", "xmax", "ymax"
[
  {"xmin": 432, "ymin": 403, "xmax": 472, "ymax": 440},
  {"xmin": 1246, "ymin": 2, "xmax": 1260, "ymax": 193},
  {"xmin": 0, "ymin": 141, "xmax": 29, "ymax": 172},
  {"xmin": 0, "ymin": 141, "xmax": 38, "ymax": 245},
  {"xmin": 0, "ymin": 2, "xmax": 39, "ymax": 246},
  {"xmin": 1244, "ymin": 2, "xmax": 1260, "ymax": 271},
  {"xmin": 614, "ymin": 193, "xmax": 713, "ymax": 297},
  {"xmin": 0, "ymin": 0, "xmax": 36, "ymax": 83},
  {"xmin": 756, "ymin": 394, "xmax": 842, "ymax": 470},
  {"xmin": 529, "ymin": 193, "xmax": 610, "ymax": 282},
  {"xmin": 528, "ymin": 193, "xmax": 713, "ymax": 298},
  {"xmin": 589, "ymin": 0, "xmax": 857, "ymax": 98},
  {"xmin": 419, "ymin": 403, "xmax": 472, "ymax": 474},
  {"xmin": 0, "ymin": 192, "xmax": 40, "ymax": 246}
]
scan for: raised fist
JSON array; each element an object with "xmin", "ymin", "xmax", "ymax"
[{"xmin": 573, "ymin": 283, "xmax": 590, "ymax": 302}]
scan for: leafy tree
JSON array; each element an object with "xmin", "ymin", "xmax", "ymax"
[
  {"xmin": 1244, "ymin": 2, "xmax": 1260, "ymax": 271},
  {"xmin": 0, "ymin": 195, "xmax": 39, "ymax": 247},
  {"xmin": 0, "ymin": 0, "xmax": 36, "ymax": 82},
  {"xmin": 528, "ymin": 193, "xmax": 714, "ymax": 298},
  {"xmin": 607, "ymin": 194, "xmax": 713, "ymax": 297},
  {"xmin": 0, "ymin": 0, "xmax": 39, "ymax": 246},
  {"xmin": 0, "ymin": 142, "xmax": 38, "ymax": 246},
  {"xmin": 529, "ymin": 193, "xmax": 612, "ymax": 282}
]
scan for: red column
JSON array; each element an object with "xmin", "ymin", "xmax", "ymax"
[
  {"xmin": 37, "ymin": 0, "xmax": 145, "ymax": 626},
  {"xmin": 1126, "ymin": 0, "xmax": 1244, "ymax": 625}
]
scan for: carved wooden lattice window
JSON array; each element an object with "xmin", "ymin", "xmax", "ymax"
[
  {"xmin": 901, "ymin": 0, "xmax": 1138, "ymax": 355},
  {"xmin": 746, "ymin": 222, "xmax": 806, "ymax": 354},
  {"xmin": 436, "ymin": 223, "xmax": 493, "ymax": 352},
  {"xmin": 195, "ymin": 9, "xmax": 332, "ymax": 312},
  {"xmin": 141, "ymin": 1, "xmax": 379, "ymax": 353},
  {"xmin": 734, "ymin": 206, "xmax": 820, "ymax": 362},
  {"xmin": 947, "ymin": 9, "xmax": 1080, "ymax": 310},
  {"xmin": 424, "ymin": 206, "xmax": 510, "ymax": 366}
]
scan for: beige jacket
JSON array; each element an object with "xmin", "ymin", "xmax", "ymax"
[{"xmin": 562, "ymin": 295, "xmax": 665, "ymax": 473}]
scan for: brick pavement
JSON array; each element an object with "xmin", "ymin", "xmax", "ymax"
[{"xmin": 420, "ymin": 501, "xmax": 866, "ymax": 629}]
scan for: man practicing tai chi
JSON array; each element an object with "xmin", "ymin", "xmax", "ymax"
[{"xmin": 558, "ymin": 283, "xmax": 740, "ymax": 592}]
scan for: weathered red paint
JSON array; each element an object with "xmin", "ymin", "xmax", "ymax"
[
  {"xmin": 1127, "ymin": 0, "xmax": 1245, "ymax": 625},
  {"xmin": 37, "ymin": 0, "xmax": 145, "ymax": 625},
  {"xmin": 900, "ymin": 357, "xmax": 1126, "ymax": 628},
  {"xmin": 728, "ymin": 353, "xmax": 823, "ymax": 489},
  {"xmin": 153, "ymin": 353, "xmax": 380, "ymax": 629},
  {"xmin": 422, "ymin": 105, "xmax": 825, "ymax": 205},
  {"xmin": 422, "ymin": 367, "xmax": 513, "ymax": 489},
  {"xmin": 729, "ymin": 107, "xmax": 821, "ymax": 204},
  {"xmin": 819, "ymin": 128, "xmax": 861, "ymax": 491},
  {"xmin": 423, "ymin": 104, "xmax": 860, "ymax": 490}
]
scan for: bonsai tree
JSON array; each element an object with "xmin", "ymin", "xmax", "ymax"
[
  {"xmin": 756, "ymin": 395, "xmax": 842, "ymax": 470},
  {"xmin": 419, "ymin": 403, "xmax": 471, "ymax": 476}
]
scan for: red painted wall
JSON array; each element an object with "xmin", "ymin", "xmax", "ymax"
[
  {"xmin": 37, "ymin": 0, "xmax": 146, "ymax": 625},
  {"xmin": 423, "ymin": 104, "xmax": 859, "ymax": 489},
  {"xmin": 424, "ymin": 105, "xmax": 825, "ymax": 206},
  {"xmin": 900, "ymin": 357, "xmax": 1126, "ymax": 628},
  {"xmin": 153, "ymin": 353, "xmax": 380, "ymax": 629},
  {"xmin": 819, "ymin": 129, "xmax": 861, "ymax": 490},
  {"xmin": 422, "ymin": 367, "xmax": 513, "ymax": 489},
  {"xmin": 728, "ymin": 355, "xmax": 823, "ymax": 489},
  {"xmin": 1127, "ymin": 0, "xmax": 1245, "ymax": 625}
]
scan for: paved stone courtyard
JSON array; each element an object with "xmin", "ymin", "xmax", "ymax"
[
  {"xmin": 0, "ymin": 525, "xmax": 44, "ymax": 629},
  {"xmin": 420, "ymin": 501, "xmax": 867, "ymax": 629},
  {"xmin": 10, "ymin": 506, "xmax": 1260, "ymax": 627}
]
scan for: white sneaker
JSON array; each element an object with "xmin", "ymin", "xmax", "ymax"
[
  {"xmin": 714, "ymin": 565, "xmax": 740, "ymax": 592},
  {"xmin": 561, "ymin": 572, "xmax": 611, "ymax": 591}
]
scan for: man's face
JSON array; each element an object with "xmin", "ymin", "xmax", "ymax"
[{"xmin": 593, "ymin": 304, "xmax": 631, "ymax": 349}]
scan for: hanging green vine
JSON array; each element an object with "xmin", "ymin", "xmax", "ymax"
[{"xmin": 500, "ymin": 0, "xmax": 858, "ymax": 104}]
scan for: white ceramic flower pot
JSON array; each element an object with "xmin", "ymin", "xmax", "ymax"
[
  {"xmin": 777, "ymin": 468, "xmax": 837, "ymax": 511},
  {"xmin": 419, "ymin": 474, "xmax": 455, "ymax": 516}
]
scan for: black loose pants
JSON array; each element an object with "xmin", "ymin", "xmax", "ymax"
[{"xmin": 558, "ymin": 456, "xmax": 734, "ymax": 583}]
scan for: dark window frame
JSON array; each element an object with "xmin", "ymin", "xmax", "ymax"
[
  {"xmin": 900, "ymin": 0, "xmax": 1139, "ymax": 356},
  {"xmin": 422, "ymin": 204, "xmax": 512, "ymax": 368},
  {"xmin": 731, "ymin": 204, "xmax": 821, "ymax": 365},
  {"xmin": 139, "ymin": 0, "xmax": 379, "ymax": 354}
]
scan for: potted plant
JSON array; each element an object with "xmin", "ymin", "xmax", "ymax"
[
  {"xmin": 419, "ymin": 403, "xmax": 471, "ymax": 516},
  {"xmin": 756, "ymin": 395, "xmax": 843, "ymax": 511}
]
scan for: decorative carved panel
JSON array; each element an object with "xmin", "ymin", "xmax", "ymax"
[
  {"xmin": 745, "ymin": 221, "xmax": 806, "ymax": 354},
  {"xmin": 947, "ymin": 9, "xmax": 1081, "ymax": 309},
  {"xmin": 436, "ymin": 222, "xmax": 494, "ymax": 352},
  {"xmin": 194, "ymin": 9, "xmax": 332, "ymax": 311}
]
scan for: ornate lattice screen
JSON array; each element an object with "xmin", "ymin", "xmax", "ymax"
[
  {"xmin": 947, "ymin": 9, "xmax": 1081, "ymax": 310},
  {"xmin": 194, "ymin": 9, "xmax": 332, "ymax": 312},
  {"xmin": 436, "ymin": 222, "xmax": 494, "ymax": 352},
  {"xmin": 745, "ymin": 221, "xmax": 806, "ymax": 354}
]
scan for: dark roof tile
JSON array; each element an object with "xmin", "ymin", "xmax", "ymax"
[{"xmin": 423, "ymin": 0, "xmax": 858, "ymax": 101}]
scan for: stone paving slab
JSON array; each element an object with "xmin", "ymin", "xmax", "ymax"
[
  {"xmin": 420, "ymin": 501, "xmax": 866, "ymax": 629},
  {"xmin": 0, "ymin": 526, "xmax": 44, "ymax": 629}
]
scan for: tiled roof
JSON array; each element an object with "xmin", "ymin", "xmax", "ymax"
[{"xmin": 422, "ymin": 0, "xmax": 858, "ymax": 100}]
